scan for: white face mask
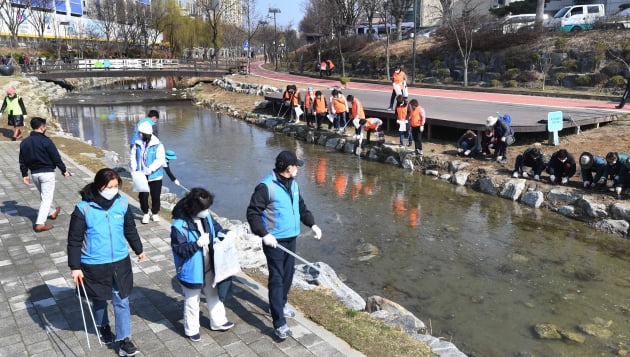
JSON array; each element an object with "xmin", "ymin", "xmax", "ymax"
[
  {"xmin": 559, "ymin": 158, "xmax": 567, "ymax": 163},
  {"xmin": 610, "ymin": 161, "xmax": 617, "ymax": 165},
  {"xmin": 288, "ymin": 166, "xmax": 298, "ymax": 178},
  {"xmin": 196, "ymin": 209, "xmax": 210, "ymax": 219},
  {"xmin": 100, "ymin": 188, "xmax": 118, "ymax": 200}
]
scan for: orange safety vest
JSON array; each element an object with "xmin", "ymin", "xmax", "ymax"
[
  {"xmin": 283, "ymin": 90, "xmax": 300, "ymax": 106},
  {"xmin": 395, "ymin": 104, "xmax": 408, "ymax": 120},
  {"xmin": 364, "ymin": 118, "xmax": 382, "ymax": 131},
  {"xmin": 409, "ymin": 105, "xmax": 425, "ymax": 127},
  {"xmin": 304, "ymin": 91, "xmax": 314, "ymax": 110},
  {"xmin": 393, "ymin": 71, "xmax": 406, "ymax": 85},
  {"xmin": 332, "ymin": 95, "xmax": 346, "ymax": 113},
  {"xmin": 326, "ymin": 60, "xmax": 335, "ymax": 70},
  {"xmin": 320, "ymin": 61, "xmax": 327, "ymax": 70},
  {"xmin": 313, "ymin": 96, "xmax": 327, "ymax": 113},
  {"xmin": 350, "ymin": 98, "xmax": 365, "ymax": 119}
]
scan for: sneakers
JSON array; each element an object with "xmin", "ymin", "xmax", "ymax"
[
  {"xmin": 210, "ymin": 321, "xmax": 234, "ymax": 331},
  {"xmin": 534, "ymin": 175, "xmax": 540, "ymax": 181},
  {"xmin": 98, "ymin": 325, "xmax": 114, "ymax": 344},
  {"xmin": 512, "ymin": 171, "xmax": 519, "ymax": 178},
  {"xmin": 274, "ymin": 324, "xmax": 292, "ymax": 339},
  {"xmin": 141, "ymin": 213, "xmax": 150, "ymax": 224},
  {"xmin": 151, "ymin": 214, "xmax": 160, "ymax": 222},
  {"xmin": 385, "ymin": 106, "xmax": 393, "ymax": 111},
  {"xmin": 522, "ymin": 172, "xmax": 529, "ymax": 179},
  {"xmin": 188, "ymin": 333, "xmax": 201, "ymax": 342},
  {"xmin": 117, "ymin": 337, "xmax": 138, "ymax": 356},
  {"xmin": 283, "ymin": 306, "xmax": 296, "ymax": 318}
]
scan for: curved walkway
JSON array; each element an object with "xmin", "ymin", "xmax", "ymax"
[{"xmin": 0, "ymin": 141, "xmax": 363, "ymax": 357}]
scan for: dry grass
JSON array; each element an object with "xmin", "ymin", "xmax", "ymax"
[{"xmin": 246, "ymin": 269, "xmax": 435, "ymax": 357}]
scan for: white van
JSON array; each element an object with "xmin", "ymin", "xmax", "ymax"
[{"xmin": 545, "ymin": 4, "xmax": 605, "ymax": 32}]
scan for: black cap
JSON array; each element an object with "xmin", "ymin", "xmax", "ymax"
[{"xmin": 275, "ymin": 151, "xmax": 304, "ymax": 171}]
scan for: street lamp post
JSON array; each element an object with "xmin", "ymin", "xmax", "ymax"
[
  {"xmin": 269, "ymin": 8, "xmax": 281, "ymax": 71},
  {"xmin": 411, "ymin": 0, "xmax": 417, "ymax": 84},
  {"xmin": 259, "ymin": 20, "xmax": 268, "ymax": 63}
]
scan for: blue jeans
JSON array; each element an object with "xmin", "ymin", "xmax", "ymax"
[
  {"xmin": 334, "ymin": 112, "xmax": 346, "ymax": 130},
  {"xmin": 263, "ymin": 238, "xmax": 296, "ymax": 329},
  {"xmin": 92, "ymin": 281, "xmax": 131, "ymax": 341},
  {"xmin": 459, "ymin": 141, "xmax": 481, "ymax": 156}
]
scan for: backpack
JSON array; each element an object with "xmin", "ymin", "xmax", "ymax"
[{"xmin": 500, "ymin": 115, "xmax": 515, "ymax": 145}]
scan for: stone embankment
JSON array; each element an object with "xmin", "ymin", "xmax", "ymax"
[{"xmin": 200, "ymin": 76, "xmax": 630, "ymax": 240}]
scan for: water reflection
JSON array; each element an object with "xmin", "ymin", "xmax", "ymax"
[{"xmin": 52, "ymin": 98, "xmax": 630, "ymax": 357}]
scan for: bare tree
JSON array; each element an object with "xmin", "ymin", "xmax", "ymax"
[
  {"xmin": 197, "ymin": 0, "xmax": 239, "ymax": 61},
  {"xmin": 28, "ymin": 0, "xmax": 64, "ymax": 44},
  {"xmin": 362, "ymin": 0, "xmax": 381, "ymax": 40},
  {"xmin": 435, "ymin": 0, "xmax": 483, "ymax": 86},
  {"xmin": 94, "ymin": 0, "xmax": 120, "ymax": 45},
  {"xmin": 390, "ymin": 0, "xmax": 414, "ymax": 41},
  {"xmin": 328, "ymin": 0, "xmax": 362, "ymax": 76},
  {"xmin": 0, "ymin": 0, "xmax": 32, "ymax": 47},
  {"xmin": 146, "ymin": 0, "xmax": 170, "ymax": 57}
]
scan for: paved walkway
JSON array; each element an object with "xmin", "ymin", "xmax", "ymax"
[{"xmin": 0, "ymin": 141, "xmax": 364, "ymax": 357}]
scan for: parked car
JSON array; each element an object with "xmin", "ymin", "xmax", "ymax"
[
  {"xmin": 544, "ymin": 4, "xmax": 606, "ymax": 32},
  {"xmin": 501, "ymin": 14, "xmax": 549, "ymax": 34},
  {"xmin": 595, "ymin": 8, "xmax": 630, "ymax": 29}
]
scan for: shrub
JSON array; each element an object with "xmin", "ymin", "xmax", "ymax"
[
  {"xmin": 437, "ymin": 68, "xmax": 450, "ymax": 79},
  {"xmin": 340, "ymin": 76, "xmax": 351, "ymax": 86},
  {"xmin": 556, "ymin": 72, "xmax": 566, "ymax": 86},
  {"xmin": 442, "ymin": 77, "xmax": 454, "ymax": 84},
  {"xmin": 416, "ymin": 73, "xmax": 425, "ymax": 82},
  {"xmin": 574, "ymin": 75, "xmax": 591, "ymax": 86},
  {"xmin": 554, "ymin": 38, "xmax": 569, "ymax": 51},
  {"xmin": 489, "ymin": 79, "xmax": 501, "ymax": 87},
  {"xmin": 531, "ymin": 53, "xmax": 541, "ymax": 62},
  {"xmin": 506, "ymin": 67, "xmax": 521, "ymax": 79},
  {"xmin": 561, "ymin": 59, "xmax": 577, "ymax": 71},
  {"xmin": 506, "ymin": 80, "xmax": 518, "ymax": 87},
  {"xmin": 477, "ymin": 67, "xmax": 487, "ymax": 75},
  {"xmin": 469, "ymin": 60, "xmax": 479, "ymax": 72},
  {"xmin": 517, "ymin": 71, "xmax": 540, "ymax": 82},
  {"xmin": 608, "ymin": 75, "xmax": 627, "ymax": 88}
]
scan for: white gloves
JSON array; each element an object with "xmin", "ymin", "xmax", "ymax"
[
  {"xmin": 419, "ymin": 126, "xmax": 424, "ymax": 132},
  {"xmin": 512, "ymin": 171, "xmax": 519, "ymax": 178},
  {"xmin": 522, "ymin": 172, "xmax": 529, "ymax": 178},
  {"xmin": 174, "ymin": 179, "xmax": 181, "ymax": 186},
  {"xmin": 584, "ymin": 181, "xmax": 591, "ymax": 188},
  {"xmin": 143, "ymin": 169, "xmax": 152, "ymax": 176},
  {"xmin": 262, "ymin": 233, "xmax": 278, "ymax": 248},
  {"xmin": 534, "ymin": 175, "xmax": 540, "ymax": 181},
  {"xmin": 550, "ymin": 174, "xmax": 556, "ymax": 182},
  {"xmin": 598, "ymin": 178, "xmax": 606, "ymax": 185},
  {"xmin": 501, "ymin": 136, "xmax": 507, "ymax": 142},
  {"xmin": 614, "ymin": 175, "xmax": 620, "ymax": 182},
  {"xmin": 457, "ymin": 148, "xmax": 463, "ymax": 153},
  {"xmin": 561, "ymin": 177, "xmax": 568, "ymax": 184},
  {"xmin": 607, "ymin": 180, "xmax": 614, "ymax": 188},
  {"xmin": 464, "ymin": 150, "xmax": 471, "ymax": 156},
  {"xmin": 196, "ymin": 233, "xmax": 210, "ymax": 247},
  {"xmin": 311, "ymin": 225, "xmax": 322, "ymax": 240},
  {"xmin": 488, "ymin": 144, "xmax": 494, "ymax": 149}
]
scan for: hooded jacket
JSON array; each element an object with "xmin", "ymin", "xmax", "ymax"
[
  {"xmin": 130, "ymin": 135, "xmax": 165, "ymax": 181},
  {"xmin": 67, "ymin": 187, "xmax": 143, "ymax": 300}
]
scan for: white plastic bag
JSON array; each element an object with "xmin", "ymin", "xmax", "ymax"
[
  {"xmin": 397, "ymin": 120, "xmax": 407, "ymax": 132},
  {"xmin": 294, "ymin": 106, "xmax": 303, "ymax": 117},
  {"xmin": 212, "ymin": 232, "xmax": 241, "ymax": 287},
  {"xmin": 326, "ymin": 113, "xmax": 335, "ymax": 123},
  {"xmin": 131, "ymin": 171, "xmax": 149, "ymax": 192}
]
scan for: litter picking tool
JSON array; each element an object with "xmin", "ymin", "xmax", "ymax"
[
  {"xmin": 275, "ymin": 244, "xmax": 321, "ymax": 273},
  {"xmin": 77, "ymin": 282, "xmax": 102, "ymax": 349},
  {"xmin": 176, "ymin": 182, "xmax": 190, "ymax": 192}
]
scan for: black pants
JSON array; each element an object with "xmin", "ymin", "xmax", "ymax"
[
  {"xmin": 411, "ymin": 126, "xmax": 423, "ymax": 151},
  {"xmin": 619, "ymin": 81, "xmax": 630, "ymax": 108},
  {"xmin": 139, "ymin": 179, "xmax": 162, "ymax": 214},
  {"xmin": 514, "ymin": 156, "xmax": 545, "ymax": 175},
  {"xmin": 263, "ymin": 238, "xmax": 296, "ymax": 329},
  {"xmin": 315, "ymin": 113, "xmax": 326, "ymax": 130}
]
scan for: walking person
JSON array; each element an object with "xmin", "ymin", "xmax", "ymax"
[
  {"xmin": 386, "ymin": 65, "xmax": 408, "ymax": 110},
  {"xmin": 246, "ymin": 151, "xmax": 322, "ymax": 340},
  {"xmin": 615, "ymin": 74, "xmax": 630, "ymax": 109},
  {"xmin": 130, "ymin": 121, "xmax": 165, "ymax": 224},
  {"xmin": 171, "ymin": 188, "xmax": 236, "ymax": 342},
  {"xmin": 129, "ymin": 109, "xmax": 159, "ymax": 146},
  {"xmin": 19, "ymin": 117, "xmax": 70, "ymax": 232},
  {"xmin": 67, "ymin": 168, "xmax": 146, "ymax": 356},
  {"xmin": 1, "ymin": 87, "xmax": 28, "ymax": 140},
  {"xmin": 407, "ymin": 99, "xmax": 426, "ymax": 155},
  {"xmin": 325, "ymin": 59, "xmax": 335, "ymax": 76}
]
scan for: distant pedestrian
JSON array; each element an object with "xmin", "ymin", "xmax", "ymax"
[
  {"xmin": 130, "ymin": 109, "xmax": 159, "ymax": 146},
  {"xmin": 546, "ymin": 149, "xmax": 576, "ymax": 185},
  {"xmin": 386, "ymin": 65, "xmax": 408, "ymax": 110},
  {"xmin": 319, "ymin": 60, "xmax": 327, "ymax": 78},
  {"xmin": 246, "ymin": 151, "xmax": 322, "ymax": 340},
  {"xmin": 170, "ymin": 188, "xmax": 236, "ymax": 342},
  {"xmin": 616, "ymin": 74, "xmax": 630, "ymax": 109},
  {"xmin": 325, "ymin": 59, "xmax": 335, "ymax": 76},
  {"xmin": 19, "ymin": 117, "xmax": 70, "ymax": 232},
  {"xmin": 67, "ymin": 168, "xmax": 145, "ymax": 355},
  {"xmin": 1, "ymin": 87, "xmax": 28, "ymax": 140},
  {"xmin": 130, "ymin": 121, "xmax": 165, "ymax": 224}
]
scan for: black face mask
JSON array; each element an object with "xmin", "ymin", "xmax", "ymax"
[{"xmin": 142, "ymin": 133, "xmax": 152, "ymax": 142}]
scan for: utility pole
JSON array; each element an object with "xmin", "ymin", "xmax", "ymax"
[
  {"xmin": 269, "ymin": 8, "xmax": 281, "ymax": 71},
  {"xmin": 411, "ymin": 0, "xmax": 417, "ymax": 84}
]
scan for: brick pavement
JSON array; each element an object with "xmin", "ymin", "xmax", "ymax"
[{"xmin": 0, "ymin": 141, "xmax": 364, "ymax": 357}]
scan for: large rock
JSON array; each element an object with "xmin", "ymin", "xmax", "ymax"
[
  {"xmin": 478, "ymin": 176, "xmax": 499, "ymax": 195},
  {"xmin": 292, "ymin": 262, "xmax": 366, "ymax": 311},
  {"xmin": 610, "ymin": 202, "xmax": 630, "ymax": 221},
  {"xmin": 412, "ymin": 333, "xmax": 468, "ymax": 357},
  {"xmin": 547, "ymin": 188, "xmax": 579, "ymax": 204},
  {"xmin": 500, "ymin": 179, "xmax": 526, "ymax": 201},
  {"xmin": 521, "ymin": 191, "xmax": 544, "ymax": 208},
  {"xmin": 578, "ymin": 323, "xmax": 613, "ymax": 338},
  {"xmin": 594, "ymin": 219, "xmax": 629, "ymax": 235},
  {"xmin": 325, "ymin": 137, "xmax": 341, "ymax": 149},
  {"xmin": 366, "ymin": 296, "xmax": 425, "ymax": 333},
  {"xmin": 448, "ymin": 160, "xmax": 471, "ymax": 173},
  {"xmin": 452, "ymin": 171, "xmax": 469, "ymax": 186},
  {"xmin": 574, "ymin": 196, "xmax": 608, "ymax": 219},
  {"xmin": 534, "ymin": 323, "xmax": 562, "ymax": 339}
]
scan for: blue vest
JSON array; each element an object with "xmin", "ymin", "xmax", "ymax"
[
  {"xmin": 261, "ymin": 173, "xmax": 301, "ymax": 239},
  {"xmin": 172, "ymin": 217, "xmax": 216, "ymax": 286},
  {"xmin": 76, "ymin": 196, "xmax": 130, "ymax": 265},
  {"xmin": 134, "ymin": 141, "xmax": 163, "ymax": 180}
]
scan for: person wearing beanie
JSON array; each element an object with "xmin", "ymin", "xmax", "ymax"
[
  {"xmin": 1, "ymin": 87, "xmax": 28, "ymax": 140},
  {"xmin": 246, "ymin": 150, "xmax": 322, "ymax": 340},
  {"xmin": 546, "ymin": 149, "xmax": 576, "ymax": 185},
  {"xmin": 129, "ymin": 121, "xmax": 165, "ymax": 224},
  {"xmin": 512, "ymin": 147, "xmax": 545, "ymax": 180},
  {"xmin": 579, "ymin": 152, "xmax": 606, "ymax": 188},
  {"xmin": 129, "ymin": 109, "xmax": 159, "ymax": 146}
]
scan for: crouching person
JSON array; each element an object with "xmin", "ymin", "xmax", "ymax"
[
  {"xmin": 457, "ymin": 130, "xmax": 480, "ymax": 157},
  {"xmin": 579, "ymin": 152, "xmax": 606, "ymax": 188},
  {"xmin": 546, "ymin": 149, "xmax": 576, "ymax": 185},
  {"xmin": 171, "ymin": 188, "xmax": 235, "ymax": 342},
  {"xmin": 512, "ymin": 148, "xmax": 545, "ymax": 180}
]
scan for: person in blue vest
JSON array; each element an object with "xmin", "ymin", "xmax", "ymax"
[
  {"xmin": 170, "ymin": 188, "xmax": 235, "ymax": 342},
  {"xmin": 129, "ymin": 121, "xmax": 165, "ymax": 224},
  {"xmin": 129, "ymin": 109, "xmax": 159, "ymax": 146},
  {"xmin": 0, "ymin": 87, "xmax": 28, "ymax": 140},
  {"xmin": 246, "ymin": 150, "xmax": 322, "ymax": 340},
  {"xmin": 67, "ymin": 168, "xmax": 146, "ymax": 356},
  {"xmin": 579, "ymin": 152, "xmax": 606, "ymax": 188}
]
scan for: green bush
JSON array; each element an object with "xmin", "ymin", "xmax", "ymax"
[
  {"xmin": 477, "ymin": 67, "xmax": 486, "ymax": 74},
  {"xmin": 574, "ymin": 75, "xmax": 591, "ymax": 86},
  {"xmin": 531, "ymin": 53, "xmax": 542, "ymax": 62},
  {"xmin": 608, "ymin": 75, "xmax": 627, "ymax": 88},
  {"xmin": 556, "ymin": 72, "xmax": 566, "ymax": 86},
  {"xmin": 561, "ymin": 59, "xmax": 577, "ymax": 71},
  {"xmin": 416, "ymin": 73, "xmax": 425, "ymax": 82},
  {"xmin": 340, "ymin": 76, "xmax": 351, "ymax": 86},
  {"xmin": 506, "ymin": 68, "xmax": 521, "ymax": 79},
  {"xmin": 506, "ymin": 80, "xmax": 518, "ymax": 87},
  {"xmin": 489, "ymin": 79, "xmax": 501, "ymax": 87},
  {"xmin": 554, "ymin": 38, "xmax": 569, "ymax": 51},
  {"xmin": 437, "ymin": 68, "xmax": 450, "ymax": 79}
]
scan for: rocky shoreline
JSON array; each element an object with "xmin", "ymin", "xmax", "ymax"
[{"xmin": 200, "ymin": 76, "xmax": 630, "ymax": 240}]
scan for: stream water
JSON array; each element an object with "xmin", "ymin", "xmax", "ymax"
[{"xmin": 52, "ymin": 85, "xmax": 630, "ymax": 357}]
